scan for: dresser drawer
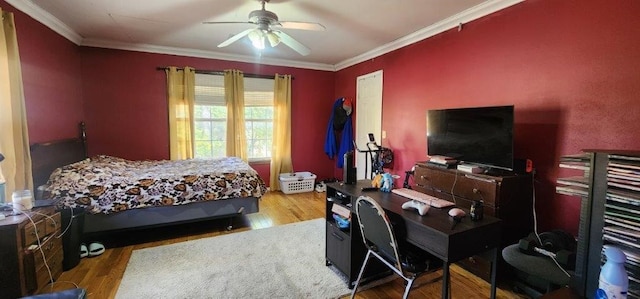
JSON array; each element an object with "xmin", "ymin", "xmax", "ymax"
[
  {"xmin": 34, "ymin": 246, "xmax": 63, "ymax": 291},
  {"xmin": 45, "ymin": 212, "xmax": 62, "ymax": 235},
  {"xmin": 457, "ymin": 254, "xmax": 492, "ymax": 282},
  {"xmin": 2, "ymin": 206, "xmax": 64, "ymax": 297},
  {"xmin": 24, "ymin": 219, "xmax": 47, "ymax": 246},
  {"xmin": 24, "ymin": 237, "xmax": 64, "ymax": 292},
  {"xmin": 33, "ymin": 237, "xmax": 63, "ymax": 270},
  {"xmin": 415, "ymin": 165, "xmax": 499, "ymax": 206}
]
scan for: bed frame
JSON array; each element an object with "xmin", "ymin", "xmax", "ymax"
[{"xmin": 30, "ymin": 126, "xmax": 260, "ymax": 235}]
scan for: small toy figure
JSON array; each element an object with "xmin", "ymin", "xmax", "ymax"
[
  {"xmin": 380, "ymin": 173, "xmax": 394, "ymax": 192},
  {"xmin": 371, "ymin": 173, "xmax": 383, "ymax": 188}
]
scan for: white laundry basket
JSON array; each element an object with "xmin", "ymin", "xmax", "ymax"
[{"xmin": 279, "ymin": 172, "xmax": 317, "ymax": 194}]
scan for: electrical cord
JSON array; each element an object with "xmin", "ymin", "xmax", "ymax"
[
  {"xmin": 13, "ymin": 203, "xmax": 82, "ymax": 293},
  {"xmin": 529, "ymin": 170, "xmax": 571, "ymax": 278},
  {"xmin": 450, "ymin": 168, "xmax": 459, "ymax": 204},
  {"xmin": 16, "ymin": 205, "xmax": 55, "ymax": 292},
  {"xmin": 55, "ymin": 207, "xmax": 74, "ymax": 239}
]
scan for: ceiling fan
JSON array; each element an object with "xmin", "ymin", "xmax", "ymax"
[{"xmin": 203, "ymin": 0, "xmax": 325, "ymax": 56}]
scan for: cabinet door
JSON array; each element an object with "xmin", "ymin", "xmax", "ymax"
[{"xmin": 326, "ymin": 222, "xmax": 351, "ymax": 276}]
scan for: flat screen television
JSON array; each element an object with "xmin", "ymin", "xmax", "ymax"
[{"xmin": 427, "ymin": 105, "xmax": 514, "ymax": 171}]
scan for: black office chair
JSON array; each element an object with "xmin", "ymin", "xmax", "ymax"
[{"xmin": 351, "ymin": 196, "xmax": 442, "ymax": 299}]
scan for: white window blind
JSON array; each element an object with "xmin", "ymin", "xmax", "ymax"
[{"xmin": 193, "ymin": 73, "xmax": 274, "ymax": 160}]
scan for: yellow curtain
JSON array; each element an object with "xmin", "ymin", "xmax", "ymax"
[
  {"xmin": 166, "ymin": 66, "xmax": 195, "ymax": 160},
  {"xmin": 270, "ymin": 74, "xmax": 293, "ymax": 191},
  {"xmin": 224, "ymin": 69, "xmax": 248, "ymax": 161},
  {"xmin": 0, "ymin": 8, "xmax": 33, "ymax": 201}
]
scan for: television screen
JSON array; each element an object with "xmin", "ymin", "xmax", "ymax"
[{"xmin": 427, "ymin": 105, "xmax": 514, "ymax": 171}]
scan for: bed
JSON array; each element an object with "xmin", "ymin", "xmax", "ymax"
[{"xmin": 30, "ymin": 137, "xmax": 266, "ymax": 235}]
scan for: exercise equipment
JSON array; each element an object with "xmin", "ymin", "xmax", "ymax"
[{"xmin": 353, "ymin": 133, "xmax": 393, "ymax": 179}]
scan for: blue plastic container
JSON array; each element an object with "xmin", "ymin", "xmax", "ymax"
[{"xmin": 596, "ymin": 246, "xmax": 628, "ymax": 299}]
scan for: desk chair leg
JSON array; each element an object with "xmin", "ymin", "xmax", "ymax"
[
  {"xmin": 350, "ymin": 251, "xmax": 373, "ymax": 299},
  {"xmin": 402, "ymin": 278, "xmax": 416, "ymax": 299}
]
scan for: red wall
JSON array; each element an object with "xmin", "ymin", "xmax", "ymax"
[
  {"xmin": 79, "ymin": 47, "xmax": 336, "ymax": 183},
  {"xmin": 2, "ymin": 1, "xmax": 84, "ymax": 143},
  {"xmin": 335, "ymin": 0, "xmax": 640, "ymax": 234},
  {"xmin": 10, "ymin": 0, "xmax": 640, "ymax": 234}
]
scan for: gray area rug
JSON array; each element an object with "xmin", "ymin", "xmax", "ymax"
[{"xmin": 115, "ymin": 218, "xmax": 350, "ymax": 299}]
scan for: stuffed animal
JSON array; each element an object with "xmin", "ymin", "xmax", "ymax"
[
  {"xmin": 380, "ymin": 173, "xmax": 394, "ymax": 192},
  {"xmin": 371, "ymin": 174, "xmax": 383, "ymax": 188}
]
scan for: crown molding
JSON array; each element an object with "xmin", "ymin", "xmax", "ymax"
[
  {"xmin": 8, "ymin": 0, "xmax": 523, "ymax": 72},
  {"xmin": 334, "ymin": 0, "xmax": 525, "ymax": 71},
  {"xmin": 5, "ymin": 0, "xmax": 82, "ymax": 44},
  {"xmin": 82, "ymin": 39, "xmax": 336, "ymax": 71}
]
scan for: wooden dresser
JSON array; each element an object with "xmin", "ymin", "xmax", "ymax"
[
  {"xmin": 413, "ymin": 162, "xmax": 533, "ymax": 281},
  {"xmin": 0, "ymin": 206, "xmax": 63, "ymax": 298}
]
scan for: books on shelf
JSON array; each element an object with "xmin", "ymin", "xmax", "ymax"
[
  {"xmin": 608, "ymin": 188, "xmax": 640, "ymax": 201},
  {"xmin": 603, "ymin": 234, "xmax": 640, "ymax": 251},
  {"xmin": 609, "ymin": 181, "xmax": 640, "ymax": 192},
  {"xmin": 610, "ymin": 154, "xmax": 640, "ymax": 162},
  {"xmin": 609, "ymin": 160, "xmax": 640, "ymax": 171},
  {"xmin": 560, "ymin": 153, "xmax": 590, "ymax": 162},
  {"xmin": 608, "ymin": 171, "xmax": 640, "ymax": 182},
  {"xmin": 604, "ymin": 225, "xmax": 640, "ymax": 239},
  {"xmin": 568, "ymin": 151, "xmax": 640, "ymax": 298},
  {"xmin": 605, "ymin": 210, "xmax": 640, "ymax": 223},
  {"xmin": 557, "ymin": 176, "xmax": 590, "ymax": 188},
  {"xmin": 556, "ymin": 185, "xmax": 588, "ymax": 197},
  {"xmin": 559, "ymin": 162, "xmax": 590, "ymax": 171},
  {"xmin": 604, "ymin": 215, "xmax": 640, "ymax": 232},
  {"xmin": 606, "ymin": 203, "xmax": 640, "ymax": 216}
]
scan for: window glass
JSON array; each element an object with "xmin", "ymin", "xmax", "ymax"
[{"xmin": 193, "ymin": 73, "xmax": 274, "ymax": 160}]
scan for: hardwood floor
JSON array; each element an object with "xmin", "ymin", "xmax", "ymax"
[{"xmin": 41, "ymin": 191, "xmax": 528, "ymax": 298}]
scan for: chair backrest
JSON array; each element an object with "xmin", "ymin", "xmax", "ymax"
[{"xmin": 355, "ymin": 196, "xmax": 403, "ymax": 271}]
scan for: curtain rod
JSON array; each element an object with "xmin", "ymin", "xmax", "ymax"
[{"xmin": 156, "ymin": 67, "xmax": 293, "ymax": 80}]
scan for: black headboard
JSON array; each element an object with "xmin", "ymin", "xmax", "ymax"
[{"xmin": 30, "ymin": 122, "xmax": 88, "ymax": 189}]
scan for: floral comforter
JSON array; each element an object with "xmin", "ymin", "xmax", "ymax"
[{"xmin": 47, "ymin": 155, "xmax": 267, "ymax": 214}]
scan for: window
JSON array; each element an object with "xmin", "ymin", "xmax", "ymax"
[{"xmin": 193, "ymin": 73, "xmax": 274, "ymax": 161}]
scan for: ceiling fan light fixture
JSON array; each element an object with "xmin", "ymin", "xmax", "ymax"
[
  {"xmin": 266, "ymin": 32, "xmax": 280, "ymax": 47},
  {"xmin": 248, "ymin": 29, "xmax": 265, "ymax": 50},
  {"xmin": 206, "ymin": 0, "xmax": 320, "ymax": 55}
]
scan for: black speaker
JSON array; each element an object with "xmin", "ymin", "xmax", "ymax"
[
  {"xmin": 61, "ymin": 208, "xmax": 85, "ymax": 270},
  {"xmin": 344, "ymin": 151, "xmax": 356, "ymax": 184}
]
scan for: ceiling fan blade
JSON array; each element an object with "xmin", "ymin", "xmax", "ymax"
[
  {"xmin": 277, "ymin": 21, "xmax": 325, "ymax": 31},
  {"xmin": 218, "ymin": 28, "xmax": 256, "ymax": 48},
  {"xmin": 203, "ymin": 21, "xmax": 255, "ymax": 25},
  {"xmin": 273, "ymin": 31, "xmax": 310, "ymax": 56}
]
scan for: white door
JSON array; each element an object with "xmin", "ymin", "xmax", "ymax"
[{"xmin": 355, "ymin": 70, "xmax": 383, "ymax": 180}]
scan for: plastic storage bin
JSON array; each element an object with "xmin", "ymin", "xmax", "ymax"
[{"xmin": 279, "ymin": 172, "xmax": 317, "ymax": 194}]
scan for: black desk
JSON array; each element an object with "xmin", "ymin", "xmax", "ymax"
[{"xmin": 327, "ymin": 181, "xmax": 502, "ymax": 299}]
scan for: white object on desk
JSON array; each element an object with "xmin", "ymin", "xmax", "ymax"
[
  {"xmin": 401, "ymin": 200, "xmax": 430, "ymax": 215},
  {"xmin": 392, "ymin": 188, "xmax": 455, "ymax": 208},
  {"xmin": 12, "ymin": 190, "xmax": 33, "ymax": 211}
]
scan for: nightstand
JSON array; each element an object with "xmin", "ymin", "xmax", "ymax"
[{"xmin": 0, "ymin": 206, "xmax": 64, "ymax": 298}]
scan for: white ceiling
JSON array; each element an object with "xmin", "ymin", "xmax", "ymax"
[{"xmin": 7, "ymin": 0, "xmax": 523, "ymax": 71}]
